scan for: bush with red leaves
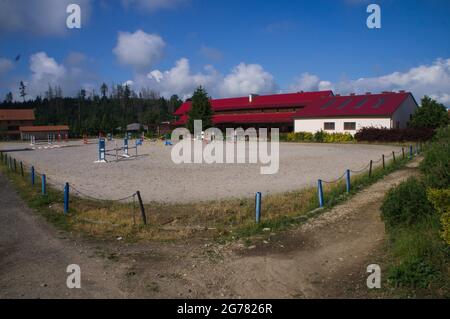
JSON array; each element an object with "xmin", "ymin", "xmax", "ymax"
[{"xmin": 354, "ymin": 127, "xmax": 435, "ymax": 142}]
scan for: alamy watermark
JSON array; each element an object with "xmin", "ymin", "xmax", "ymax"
[
  {"xmin": 170, "ymin": 120, "xmax": 280, "ymax": 175},
  {"xmin": 366, "ymin": 264, "xmax": 381, "ymax": 289},
  {"xmin": 66, "ymin": 264, "xmax": 81, "ymax": 289},
  {"xmin": 66, "ymin": 4, "xmax": 81, "ymax": 29},
  {"xmin": 367, "ymin": 4, "xmax": 381, "ymax": 29}
]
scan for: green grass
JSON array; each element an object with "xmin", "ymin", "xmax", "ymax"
[
  {"xmin": 383, "ymin": 218, "xmax": 450, "ymax": 297},
  {"xmin": 376, "ymin": 132, "xmax": 450, "ymax": 298},
  {"xmin": 0, "ymin": 149, "xmax": 415, "ymax": 243}
]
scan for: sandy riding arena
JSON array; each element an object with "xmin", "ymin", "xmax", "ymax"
[{"xmin": 0, "ymin": 140, "xmax": 402, "ymax": 203}]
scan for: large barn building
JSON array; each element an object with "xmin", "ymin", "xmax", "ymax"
[
  {"xmin": 173, "ymin": 90, "xmax": 418, "ymax": 135},
  {"xmin": 173, "ymin": 90, "xmax": 334, "ymax": 132},
  {"xmin": 293, "ymin": 91, "xmax": 418, "ymax": 135},
  {"xmin": 0, "ymin": 109, "xmax": 35, "ymax": 139}
]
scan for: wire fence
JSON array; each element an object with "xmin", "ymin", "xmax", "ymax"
[
  {"xmin": 0, "ymin": 141, "xmax": 427, "ymax": 226},
  {"xmin": 315, "ymin": 142, "xmax": 427, "ymax": 209},
  {"xmin": 321, "ymin": 171, "xmax": 347, "ymax": 184},
  {"xmin": 349, "ymin": 162, "xmax": 371, "ymax": 174},
  {"xmin": 0, "ymin": 151, "xmax": 146, "ymax": 225}
]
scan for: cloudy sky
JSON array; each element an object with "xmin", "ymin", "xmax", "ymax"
[{"xmin": 0, "ymin": 0, "xmax": 450, "ymax": 105}]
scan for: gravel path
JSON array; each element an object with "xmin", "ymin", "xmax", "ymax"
[
  {"xmin": 1, "ymin": 140, "xmax": 403, "ymax": 203},
  {"xmin": 0, "ymin": 172, "xmax": 127, "ymax": 298}
]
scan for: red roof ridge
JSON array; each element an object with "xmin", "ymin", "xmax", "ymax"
[
  {"xmin": 19, "ymin": 125, "xmax": 70, "ymax": 132},
  {"xmin": 0, "ymin": 109, "xmax": 35, "ymax": 121}
]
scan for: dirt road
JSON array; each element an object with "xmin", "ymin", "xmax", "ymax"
[
  {"xmin": 0, "ymin": 158, "xmax": 420, "ymax": 298},
  {"xmin": 0, "ymin": 173, "xmax": 127, "ymax": 298}
]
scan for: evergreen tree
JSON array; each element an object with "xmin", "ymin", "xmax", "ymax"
[
  {"xmin": 100, "ymin": 83, "xmax": 108, "ymax": 99},
  {"xmin": 186, "ymin": 86, "xmax": 213, "ymax": 133},
  {"xmin": 19, "ymin": 81, "xmax": 26, "ymax": 102}
]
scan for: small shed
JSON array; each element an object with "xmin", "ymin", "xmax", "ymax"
[{"xmin": 126, "ymin": 123, "xmax": 148, "ymax": 132}]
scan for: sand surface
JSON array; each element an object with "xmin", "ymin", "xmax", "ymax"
[{"xmin": 0, "ymin": 140, "xmax": 402, "ymax": 203}]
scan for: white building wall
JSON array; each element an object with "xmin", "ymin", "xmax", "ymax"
[
  {"xmin": 294, "ymin": 117, "xmax": 392, "ymax": 135},
  {"xmin": 391, "ymin": 94, "xmax": 418, "ymax": 128}
]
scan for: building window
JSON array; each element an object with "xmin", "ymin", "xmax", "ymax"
[
  {"xmin": 343, "ymin": 122, "xmax": 356, "ymax": 130},
  {"xmin": 324, "ymin": 122, "xmax": 335, "ymax": 130}
]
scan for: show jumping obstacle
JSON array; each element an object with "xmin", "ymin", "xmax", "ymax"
[{"xmin": 96, "ymin": 137, "xmax": 139, "ymax": 163}]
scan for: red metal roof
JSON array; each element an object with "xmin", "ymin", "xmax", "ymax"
[
  {"xmin": 20, "ymin": 125, "xmax": 70, "ymax": 132},
  {"xmin": 173, "ymin": 113, "xmax": 294, "ymax": 126},
  {"xmin": 173, "ymin": 91, "xmax": 416, "ymax": 126},
  {"xmin": 293, "ymin": 92, "xmax": 413, "ymax": 118},
  {"xmin": 0, "ymin": 109, "xmax": 35, "ymax": 121},
  {"xmin": 174, "ymin": 91, "xmax": 334, "ymax": 116},
  {"xmin": 215, "ymin": 112, "xmax": 295, "ymax": 124}
]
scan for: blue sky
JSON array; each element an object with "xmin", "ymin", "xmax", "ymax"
[{"xmin": 0, "ymin": 0, "xmax": 450, "ymax": 105}]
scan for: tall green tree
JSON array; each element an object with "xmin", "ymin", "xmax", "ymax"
[
  {"xmin": 410, "ymin": 96, "xmax": 449, "ymax": 129},
  {"xmin": 19, "ymin": 81, "xmax": 26, "ymax": 102},
  {"xmin": 186, "ymin": 86, "xmax": 213, "ymax": 133},
  {"xmin": 100, "ymin": 83, "xmax": 108, "ymax": 99}
]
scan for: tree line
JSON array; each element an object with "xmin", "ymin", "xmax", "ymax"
[{"xmin": 1, "ymin": 82, "xmax": 183, "ymax": 137}]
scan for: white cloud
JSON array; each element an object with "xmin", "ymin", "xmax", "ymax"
[
  {"xmin": 123, "ymin": 80, "xmax": 134, "ymax": 87},
  {"xmin": 289, "ymin": 73, "xmax": 329, "ymax": 92},
  {"xmin": 290, "ymin": 58, "xmax": 450, "ymax": 106},
  {"xmin": 133, "ymin": 58, "xmax": 277, "ymax": 100},
  {"xmin": 30, "ymin": 52, "xmax": 66, "ymax": 82},
  {"xmin": 10, "ymin": 51, "xmax": 98, "ymax": 100},
  {"xmin": 136, "ymin": 58, "xmax": 220, "ymax": 99},
  {"xmin": 113, "ymin": 30, "xmax": 165, "ymax": 70},
  {"xmin": 0, "ymin": 58, "xmax": 14, "ymax": 76},
  {"xmin": 219, "ymin": 63, "xmax": 277, "ymax": 97},
  {"xmin": 65, "ymin": 52, "xmax": 87, "ymax": 66},
  {"xmin": 199, "ymin": 45, "xmax": 223, "ymax": 62},
  {"xmin": 0, "ymin": 0, "xmax": 91, "ymax": 36},
  {"xmin": 122, "ymin": 0, "xmax": 188, "ymax": 12}
]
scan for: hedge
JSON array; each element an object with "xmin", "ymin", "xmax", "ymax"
[{"xmin": 354, "ymin": 127, "xmax": 435, "ymax": 142}]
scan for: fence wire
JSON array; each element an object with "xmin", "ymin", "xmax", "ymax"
[
  {"xmin": 42, "ymin": 174, "xmax": 137, "ymax": 203},
  {"xmin": 321, "ymin": 171, "xmax": 347, "ymax": 184},
  {"xmin": 69, "ymin": 183, "xmax": 136, "ymax": 203},
  {"xmin": 350, "ymin": 162, "xmax": 371, "ymax": 174}
]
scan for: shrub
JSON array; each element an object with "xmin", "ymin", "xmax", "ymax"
[
  {"xmin": 354, "ymin": 127, "xmax": 435, "ymax": 142},
  {"xmin": 313, "ymin": 130, "xmax": 326, "ymax": 142},
  {"xmin": 388, "ymin": 257, "xmax": 437, "ymax": 289},
  {"xmin": 381, "ymin": 177, "xmax": 435, "ymax": 228},
  {"xmin": 427, "ymin": 188, "xmax": 450, "ymax": 246},
  {"xmin": 283, "ymin": 131, "xmax": 353, "ymax": 143},
  {"xmin": 419, "ymin": 128, "xmax": 450, "ymax": 188},
  {"xmin": 323, "ymin": 132, "xmax": 354, "ymax": 143}
]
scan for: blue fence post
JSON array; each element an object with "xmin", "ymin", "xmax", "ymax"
[
  {"xmin": 346, "ymin": 169, "xmax": 351, "ymax": 193},
  {"xmin": 318, "ymin": 179, "xmax": 324, "ymax": 208},
  {"xmin": 410, "ymin": 145, "xmax": 413, "ymax": 158},
  {"xmin": 41, "ymin": 174, "xmax": 46, "ymax": 195},
  {"xmin": 64, "ymin": 182, "xmax": 69, "ymax": 214},
  {"xmin": 255, "ymin": 192, "xmax": 262, "ymax": 223},
  {"xmin": 31, "ymin": 166, "xmax": 35, "ymax": 185}
]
